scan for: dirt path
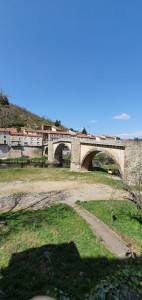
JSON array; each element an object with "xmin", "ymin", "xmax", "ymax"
[
  {"xmin": 0, "ymin": 180, "xmax": 127, "ymax": 212},
  {"xmin": 67, "ymin": 203, "xmax": 129, "ymax": 258}
]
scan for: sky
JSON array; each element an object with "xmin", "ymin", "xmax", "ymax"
[{"xmin": 0, "ymin": 0, "xmax": 142, "ymax": 138}]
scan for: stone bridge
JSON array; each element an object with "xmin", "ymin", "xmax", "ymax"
[{"xmin": 47, "ymin": 137, "xmax": 142, "ymax": 182}]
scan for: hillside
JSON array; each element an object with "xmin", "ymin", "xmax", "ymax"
[{"xmin": 0, "ymin": 92, "xmax": 67, "ymax": 130}]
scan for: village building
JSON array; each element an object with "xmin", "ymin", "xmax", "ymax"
[
  {"xmin": 96, "ymin": 135, "xmax": 120, "ymax": 141},
  {"xmin": 0, "ymin": 128, "xmax": 43, "ymax": 159}
]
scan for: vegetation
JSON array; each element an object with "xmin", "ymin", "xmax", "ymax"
[
  {"xmin": 101, "ymin": 164, "xmax": 119, "ymax": 170},
  {"xmin": 54, "ymin": 120, "xmax": 61, "ymax": 127},
  {"xmin": 0, "ymin": 89, "xmax": 9, "ymax": 106},
  {"xmin": 0, "ymin": 167, "xmax": 123, "ymax": 188},
  {"xmin": 93, "ymin": 153, "xmax": 110, "ymax": 161},
  {"xmin": 76, "ymin": 200, "xmax": 142, "ymax": 252},
  {"xmin": 0, "ymin": 203, "xmax": 113, "ymax": 299},
  {"xmin": 82, "ymin": 127, "xmax": 87, "ymax": 135},
  {"xmin": 0, "ymin": 156, "xmax": 47, "ymax": 164},
  {"xmin": 0, "ymin": 204, "xmax": 141, "ymax": 299},
  {"xmin": 0, "ymin": 89, "xmax": 67, "ymax": 130},
  {"xmin": 62, "ymin": 155, "xmax": 71, "ymax": 162}
]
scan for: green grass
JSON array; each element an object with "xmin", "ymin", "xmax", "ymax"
[
  {"xmin": 101, "ymin": 164, "xmax": 119, "ymax": 170},
  {"xmin": 62, "ymin": 155, "xmax": 71, "ymax": 161},
  {"xmin": 0, "ymin": 203, "xmax": 116, "ymax": 300},
  {"xmin": 77, "ymin": 200, "xmax": 142, "ymax": 252},
  {"xmin": 0, "ymin": 204, "xmax": 141, "ymax": 299},
  {"xmin": 93, "ymin": 153, "xmax": 109, "ymax": 160},
  {"xmin": 0, "ymin": 156, "xmax": 47, "ymax": 164},
  {"xmin": 0, "ymin": 167, "xmax": 123, "ymax": 189}
]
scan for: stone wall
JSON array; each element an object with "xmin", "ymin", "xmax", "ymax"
[
  {"xmin": 70, "ymin": 139, "xmax": 81, "ymax": 171},
  {"xmin": 10, "ymin": 147, "xmax": 22, "ymax": 158},
  {"xmin": 0, "ymin": 145, "xmax": 43, "ymax": 159},
  {"xmin": 0, "ymin": 145, "xmax": 10, "ymax": 159},
  {"xmin": 124, "ymin": 140, "xmax": 142, "ymax": 182},
  {"xmin": 22, "ymin": 146, "xmax": 43, "ymax": 158}
]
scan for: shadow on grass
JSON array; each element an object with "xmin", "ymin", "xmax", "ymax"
[
  {"xmin": 90, "ymin": 166, "xmax": 108, "ymax": 173},
  {"xmin": 0, "ymin": 191, "xmax": 67, "ymax": 235},
  {"xmin": 0, "ymin": 241, "xmax": 139, "ymax": 300},
  {"xmin": 127, "ymin": 213, "xmax": 142, "ymax": 225}
]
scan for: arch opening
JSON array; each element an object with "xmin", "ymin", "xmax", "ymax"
[
  {"xmin": 54, "ymin": 143, "xmax": 71, "ymax": 168},
  {"xmin": 81, "ymin": 150, "xmax": 122, "ymax": 178},
  {"xmin": 45, "ymin": 147, "xmax": 48, "ymax": 156}
]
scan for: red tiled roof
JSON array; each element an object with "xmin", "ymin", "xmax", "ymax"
[
  {"xmin": 7, "ymin": 128, "xmax": 18, "ymax": 133},
  {"xmin": 10, "ymin": 133, "xmax": 42, "ymax": 137},
  {"xmin": 24, "ymin": 134, "xmax": 42, "ymax": 137},
  {"xmin": 77, "ymin": 134, "xmax": 89, "ymax": 138},
  {"xmin": 37, "ymin": 130, "xmax": 74, "ymax": 135},
  {"xmin": 97, "ymin": 136, "xmax": 106, "ymax": 139},
  {"xmin": 88, "ymin": 136, "xmax": 96, "ymax": 139},
  {"xmin": 0, "ymin": 128, "xmax": 18, "ymax": 133},
  {"xmin": 0, "ymin": 128, "xmax": 10, "ymax": 132},
  {"xmin": 11, "ymin": 132, "xmax": 23, "ymax": 136}
]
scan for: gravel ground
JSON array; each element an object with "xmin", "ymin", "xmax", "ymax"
[{"xmin": 0, "ymin": 180, "xmax": 128, "ymax": 212}]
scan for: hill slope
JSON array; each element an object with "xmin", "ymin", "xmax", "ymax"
[{"xmin": 0, "ymin": 94, "xmax": 67, "ymax": 130}]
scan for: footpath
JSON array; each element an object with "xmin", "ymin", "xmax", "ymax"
[{"xmin": 67, "ymin": 202, "xmax": 129, "ymax": 259}]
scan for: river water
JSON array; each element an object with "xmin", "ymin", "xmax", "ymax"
[{"xmin": 0, "ymin": 161, "xmax": 70, "ymax": 169}]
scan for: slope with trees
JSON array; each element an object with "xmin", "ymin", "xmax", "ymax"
[{"xmin": 0, "ymin": 90, "xmax": 67, "ymax": 130}]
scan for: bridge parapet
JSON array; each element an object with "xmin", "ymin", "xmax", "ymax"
[{"xmin": 52, "ymin": 137, "xmax": 125, "ymax": 147}]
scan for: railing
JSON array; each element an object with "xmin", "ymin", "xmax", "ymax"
[
  {"xmin": 51, "ymin": 137, "xmax": 125, "ymax": 147},
  {"xmin": 79, "ymin": 139, "xmax": 125, "ymax": 146}
]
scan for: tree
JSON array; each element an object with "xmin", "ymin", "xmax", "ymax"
[
  {"xmin": 0, "ymin": 106, "xmax": 10, "ymax": 128},
  {"xmin": 0, "ymin": 89, "xmax": 9, "ymax": 106},
  {"xmin": 82, "ymin": 127, "xmax": 87, "ymax": 135},
  {"xmin": 55, "ymin": 120, "xmax": 61, "ymax": 127},
  {"xmin": 124, "ymin": 156, "xmax": 142, "ymax": 212}
]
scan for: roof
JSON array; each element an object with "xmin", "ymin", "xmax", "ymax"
[
  {"xmin": 24, "ymin": 134, "xmax": 42, "ymax": 137},
  {"xmin": 77, "ymin": 134, "xmax": 89, "ymax": 138},
  {"xmin": 11, "ymin": 132, "xmax": 24, "ymax": 136},
  {"xmin": 7, "ymin": 128, "xmax": 18, "ymax": 133},
  {"xmin": 11, "ymin": 133, "xmax": 42, "ymax": 137},
  {"xmin": 96, "ymin": 136, "xmax": 106, "ymax": 139},
  {"xmin": 0, "ymin": 128, "xmax": 18, "ymax": 133},
  {"xmin": 0, "ymin": 128, "xmax": 10, "ymax": 132},
  {"xmin": 36, "ymin": 130, "xmax": 75, "ymax": 135},
  {"xmin": 101, "ymin": 135, "xmax": 119, "ymax": 139}
]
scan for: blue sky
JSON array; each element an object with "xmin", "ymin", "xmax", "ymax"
[{"xmin": 0, "ymin": 0, "xmax": 142, "ymax": 138}]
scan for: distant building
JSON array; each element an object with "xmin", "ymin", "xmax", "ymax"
[
  {"xmin": 0, "ymin": 128, "xmax": 43, "ymax": 159},
  {"xmin": 96, "ymin": 135, "xmax": 120, "ymax": 141}
]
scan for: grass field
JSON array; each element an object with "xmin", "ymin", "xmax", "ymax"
[
  {"xmin": 0, "ymin": 156, "xmax": 47, "ymax": 163},
  {"xmin": 0, "ymin": 167, "xmax": 123, "ymax": 188},
  {"xmin": 77, "ymin": 200, "xmax": 142, "ymax": 252},
  {"xmin": 0, "ymin": 203, "xmax": 116, "ymax": 300},
  {"xmin": 0, "ymin": 203, "xmax": 141, "ymax": 300}
]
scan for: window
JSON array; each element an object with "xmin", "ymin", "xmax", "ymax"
[{"xmin": 4, "ymin": 140, "xmax": 6, "ymax": 144}]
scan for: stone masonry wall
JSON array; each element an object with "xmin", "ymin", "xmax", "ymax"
[
  {"xmin": 10, "ymin": 147, "xmax": 22, "ymax": 158},
  {"xmin": 48, "ymin": 141, "xmax": 54, "ymax": 162},
  {"xmin": 70, "ymin": 139, "xmax": 81, "ymax": 172},
  {"xmin": 124, "ymin": 140, "xmax": 142, "ymax": 182},
  {"xmin": 0, "ymin": 145, "xmax": 10, "ymax": 159},
  {"xmin": 22, "ymin": 146, "xmax": 42, "ymax": 158}
]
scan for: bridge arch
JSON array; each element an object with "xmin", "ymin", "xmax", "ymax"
[
  {"xmin": 45, "ymin": 146, "xmax": 48, "ymax": 156},
  {"xmin": 53, "ymin": 142, "xmax": 71, "ymax": 164},
  {"xmin": 81, "ymin": 147, "xmax": 123, "ymax": 178}
]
